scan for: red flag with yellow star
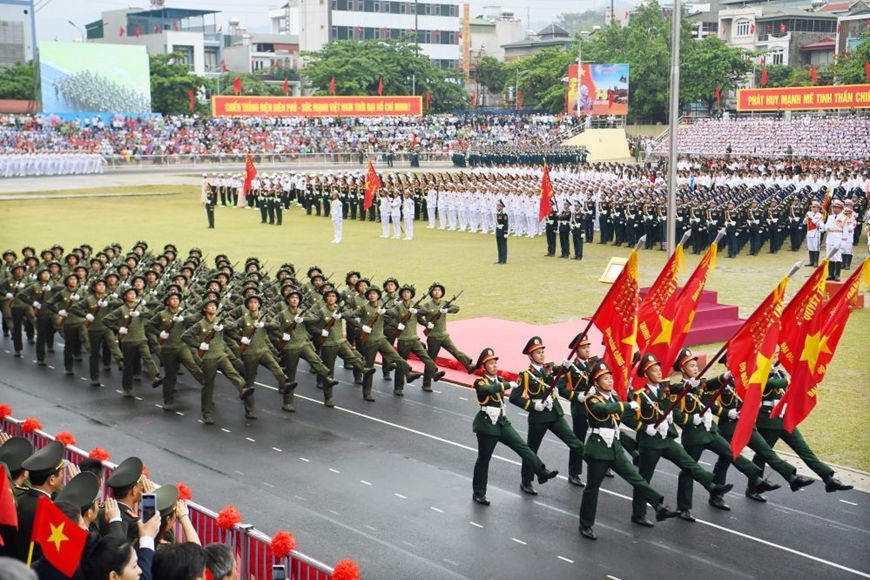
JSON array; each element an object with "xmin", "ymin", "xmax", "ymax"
[
  {"xmin": 539, "ymin": 163, "xmax": 554, "ymax": 222},
  {"xmin": 593, "ymin": 250, "xmax": 640, "ymax": 400},
  {"xmin": 30, "ymin": 495, "xmax": 87, "ymax": 575},
  {"xmin": 0, "ymin": 464, "xmax": 17, "ymax": 541},
  {"xmin": 725, "ymin": 277, "xmax": 788, "ymax": 458},
  {"xmin": 242, "ymin": 154, "xmax": 257, "ymax": 203},
  {"xmin": 363, "ymin": 160, "xmax": 380, "ymax": 212},
  {"xmin": 636, "ymin": 243, "xmax": 684, "ymax": 355}
]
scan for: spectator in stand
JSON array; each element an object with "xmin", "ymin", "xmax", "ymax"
[
  {"xmin": 204, "ymin": 544, "xmax": 239, "ymax": 580},
  {"xmin": 151, "ymin": 543, "xmax": 206, "ymax": 580},
  {"xmin": 80, "ymin": 513, "xmax": 160, "ymax": 580}
]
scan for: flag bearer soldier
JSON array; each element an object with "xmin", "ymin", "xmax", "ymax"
[
  {"xmin": 470, "ymin": 348, "xmax": 559, "ymax": 507},
  {"xmin": 510, "ymin": 337, "xmax": 585, "ymax": 494},
  {"xmin": 544, "ymin": 202, "xmax": 558, "ymax": 257}
]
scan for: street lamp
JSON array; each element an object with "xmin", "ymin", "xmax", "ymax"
[
  {"xmin": 515, "ymin": 68, "xmax": 529, "ymax": 110},
  {"xmin": 68, "ymin": 20, "xmax": 84, "ymax": 42}
]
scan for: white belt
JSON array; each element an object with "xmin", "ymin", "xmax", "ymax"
[
  {"xmin": 761, "ymin": 398, "xmax": 779, "ymax": 408},
  {"xmin": 590, "ymin": 427, "xmax": 619, "ymax": 447}
]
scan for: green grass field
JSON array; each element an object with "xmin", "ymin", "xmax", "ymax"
[{"xmin": 1, "ymin": 186, "xmax": 868, "ymax": 471}]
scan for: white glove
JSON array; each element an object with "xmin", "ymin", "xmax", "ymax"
[
  {"xmin": 426, "ymin": 322, "xmax": 434, "ymax": 330},
  {"xmin": 214, "ymin": 324, "xmax": 224, "ymax": 332},
  {"xmin": 199, "ymin": 342, "xmax": 209, "ymax": 351},
  {"xmin": 159, "ymin": 331, "xmax": 170, "ymax": 340},
  {"xmin": 362, "ymin": 325, "xmax": 372, "ymax": 334},
  {"xmin": 98, "ymin": 300, "xmax": 108, "ymax": 307},
  {"xmin": 130, "ymin": 310, "xmax": 140, "ymax": 318},
  {"xmin": 294, "ymin": 315, "xmax": 304, "ymax": 324},
  {"xmin": 331, "ymin": 311, "xmax": 342, "ymax": 320},
  {"xmin": 507, "ymin": 381, "xmax": 518, "ymax": 389},
  {"xmin": 118, "ymin": 327, "xmax": 128, "ymax": 335},
  {"xmin": 727, "ymin": 408, "xmax": 739, "ymax": 420},
  {"xmin": 397, "ymin": 323, "xmax": 406, "ymax": 331},
  {"xmin": 534, "ymin": 400, "xmax": 546, "ymax": 412},
  {"xmin": 629, "ymin": 401, "xmax": 640, "ymax": 411},
  {"xmin": 645, "ymin": 424, "xmax": 658, "ymax": 437},
  {"xmin": 281, "ymin": 333, "xmax": 291, "ymax": 341},
  {"xmin": 5, "ymin": 293, "xmax": 12, "ymax": 299},
  {"xmin": 666, "ymin": 413, "xmax": 674, "ymax": 424},
  {"xmin": 439, "ymin": 307, "xmax": 448, "ymax": 314},
  {"xmin": 71, "ymin": 294, "xmax": 80, "ymax": 301},
  {"xmin": 377, "ymin": 307, "xmax": 386, "ymax": 315},
  {"xmin": 409, "ymin": 307, "xmax": 418, "ymax": 314},
  {"xmin": 686, "ymin": 378, "xmax": 701, "ymax": 389},
  {"xmin": 86, "ymin": 313, "xmax": 95, "ymax": 323},
  {"xmin": 254, "ymin": 321, "xmax": 265, "ymax": 328},
  {"xmin": 241, "ymin": 337, "xmax": 251, "ymax": 345},
  {"xmin": 173, "ymin": 315, "xmax": 184, "ymax": 322},
  {"xmin": 320, "ymin": 329, "xmax": 329, "ymax": 337},
  {"xmin": 562, "ymin": 358, "xmax": 573, "ymax": 368},
  {"xmin": 16, "ymin": 282, "xmax": 25, "ymax": 289},
  {"xmin": 32, "ymin": 301, "xmax": 41, "ymax": 309},
  {"xmin": 496, "ymin": 224, "xmax": 504, "ymax": 229},
  {"xmin": 42, "ymin": 285, "xmax": 51, "ymax": 291},
  {"xmin": 544, "ymin": 397, "xmax": 553, "ymax": 410},
  {"xmin": 723, "ymin": 370, "xmax": 733, "ymax": 381},
  {"xmin": 692, "ymin": 414, "xmax": 704, "ymax": 426},
  {"xmin": 54, "ymin": 308, "xmax": 69, "ymax": 319}
]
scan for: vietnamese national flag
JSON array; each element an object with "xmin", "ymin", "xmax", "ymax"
[
  {"xmin": 592, "ymin": 250, "xmax": 640, "ymax": 400},
  {"xmin": 135, "ymin": 26, "xmax": 141, "ymax": 38},
  {"xmin": 283, "ymin": 77, "xmax": 289, "ymax": 96},
  {"xmin": 538, "ymin": 163, "xmax": 554, "ymax": 222},
  {"xmin": 0, "ymin": 464, "xmax": 17, "ymax": 540},
  {"xmin": 232, "ymin": 76, "xmax": 242, "ymax": 95},
  {"xmin": 771, "ymin": 260, "xmax": 828, "ymax": 431},
  {"xmin": 329, "ymin": 76, "xmax": 336, "ymax": 95},
  {"xmin": 811, "ymin": 65, "xmax": 818, "ymax": 84},
  {"xmin": 363, "ymin": 160, "xmax": 380, "ymax": 212},
  {"xmin": 761, "ymin": 68, "xmax": 768, "ymax": 87},
  {"xmin": 119, "ymin": 27, "xmax": 125, "ymax": 37},
  {"xmin": 30, "ymin": 496, "xmax": 87, "ymax": 576},
  {"xmin": 715, "ymin": 84, "xmax": 721, "ymax": 106},
  {"xmin": 173, "ymin": 20, "xmax": 179, "ymax": 32},
  {"xmin": 377, "ymin": 76, "xmax": 383, "ymax": 96},
  {"xmin": 153, "ymin": 24, "xmax": 160, "ymax": 33},
  {"xmin": 188, "ymin": 89, "xmax": 195, "ymax": 112},
  {"xmin": 780, "ymin": 23, "xmax": 786, "ymax": 33},
  {"xmin": 242, "ymin": 154, "xmax": 256, "ymax": 202},
  {"xmin": 517, "ymin": 90, "xmax": 523, "ymax": 109},
  {"xmin": 865, "ymin": 62, "xmax": 870, "ymax": 81},
  {"xmin": 636, "ymin": 243, "xmax": 685, "ymax": 355},
  {"xmin": 425, "ymin": 91, "xmax": 431, "ymax": 110},
  {"xmin": 725, "ymin": 276, "xmax": 788, "ymax": 458}
]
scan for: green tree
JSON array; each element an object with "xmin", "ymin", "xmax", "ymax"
[
  {"xmin": 756, "ymin": 64, "xmax": 793, "ymax": 89},
  {"xmin": 513, "ymin": 48, "xmax": 576, "ymax": 113},
  {"xmin": 681, "ymin": 36, "xmax": 752, "ymax": 111},
  {"xmin": 828, "ymin": 32, "xmax": 870, "ymax": 84},
  {"xmin": 472, "ymin": 56, "xmax": 509, "ymax": 94},
  {"xmin": 301, "ymin": 39, "xmax": 466, "ymax": 112},
  {"xmin": 149, "ymin": 53, "xmax": 208, "ymax": 115},
  {"xmin": 0, "ymin": 62, "xmax": 35, "ymax": 100}
]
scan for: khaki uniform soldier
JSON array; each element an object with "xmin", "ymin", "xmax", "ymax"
[
  {"xmin": 104, "ymin": 287, "xmax": 163, "ymax": 397},
  {"xmin": 579, "ymin": 361, "xmax": 679, "ymax": 541},
  {"xmin": 470, "ymin": 348, "xmax": 559, "ymax": 507},
  {"xmin": 48, "ymin": 272, "xmax": 89, "ymax": 375},
  {"xmin": 2, "ymin": 263, "xmax": 31, "ymax": 357},
  {"xmin": 182, "ymin": 299, "xmax": 254, "ymax": 423},
  {"xmin": 272, "ymin": 290, "xmax": 338, "ymax": 412},
  {"xmin": 509, "ymin": 337, "xmax": 584, "ymax": 495},
  {"xmin": 146, "ymin": 291, "xmax": 205, "ymax": 410},
  {"xmin": 391, "ymin": 285, "xmax": 445, "ymax": 394},
  {"xmin": 237, "ymin": 294, "xmax": 291, "ymax": 404},
  {"xmin": 416, "ymin": 283, "xmax": 473, "ymax": 373},
  {"xmin": 17, "ymin": 266, "xmax": 59, "ymax": 366},
  {"xmin": 76, "ymin": 279, "xmax": 123, "ymax": 386}
]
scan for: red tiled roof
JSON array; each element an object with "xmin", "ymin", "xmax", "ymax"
[{"xmin": 800, "ymin": 37, "xmax": 836, "ymax": 51}]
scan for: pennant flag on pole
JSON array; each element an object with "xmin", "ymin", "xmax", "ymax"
[
  {"xmin": 593, "ymin": 250, "xmax": 640, "ymax": 400},
  {"xmin": 538, "ymin": 163, "xmax": 554, "ymax": 222},
  {"xmin": 135, "ymin": 26, "xmax": 141, "ymax": 38},
  {"xmin": 761, "ymin": 68, "xmax": 768, "ymax": 87},
  {"xmin": 725, "ymin": 277, "xmax": 788, "ymax": 458},
  {"xmin": 29, "ymin": 496, "xmax": 87, "ymax": 577},
  {"xmin": 329, "ymin": 76, "xmax": 336, "ymax": 95},
  {"xmin": 153, "ymin": 24, "xmax": 160, "ymax": 33},
  {"xmin": 517, "ymin": 90, "xmax": 523, "ymax": 109},
  {"xmin": 232, "ymin": 76, "xmax": 242, "ymax": 95},
  {"xmin": 663, "ymin": 242, "xmax": 718, "ymax": 368},
  {"xmin": 425, "ymin": 91, "xmax": 431, "ymax": 110},
  {"xmin": 470, "ymin": 92, "xmax": 476, "ymax": 109},
  {"xmin": 715, "ymin": 84, "xmax": 721, "ymax": 106},
  {"xmin": 173, "ymin": 20, "xmax": 179, "ymax": 32},
  {"xmin": 865, "ymin": 62, "xmax": 870, "ymax": 81},
  {"xmin": 119, "ymin": 27, "xmax": 125, "ymax": 37},
  {"xmin": 221, "ymin": 58, "xmax": 228, "ymax": 73},
  {"xmin": 363, "ymin": 160, "xmax": 380, "ymax": 212}
]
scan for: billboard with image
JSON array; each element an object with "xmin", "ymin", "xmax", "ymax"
[
  {"xmin": 38, "ymin": 41, "xmax": 151, "ymax": 114},
  {"xmin": 567, "ymin": 63, "xmax": 630, "ymax": 116}
]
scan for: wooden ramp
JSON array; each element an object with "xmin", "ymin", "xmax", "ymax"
[{"xmin": 563, "ymin": 128, "xmax": 632, "ymax": 162}]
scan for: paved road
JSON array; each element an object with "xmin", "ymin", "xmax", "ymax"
[{"xmin": 1, "ymin": 341, "xmax": 868, "ymax": 579}]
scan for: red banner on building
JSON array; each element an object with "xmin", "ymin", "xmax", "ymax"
[
  {"xmin": 211, "ymin": 96, "xmax": 423, "ymax": 117},
  {"xmin": 736, "ymin": 84, "xmax": 870, "ymax": 111}
]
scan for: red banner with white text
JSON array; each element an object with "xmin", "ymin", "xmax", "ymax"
[
  {"xmin": 211, "ymin": 95, "xmax": 423, "ymax": 117},
  {"xmin": 736, "ymin": 84, "xmax": 870, "ymax": 111}
]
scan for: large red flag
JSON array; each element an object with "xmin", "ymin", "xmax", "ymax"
[
  {"xmin": 538, "ymin": 163, "xmax": 554, "ymax": 222},
  {"xmin": 363, "ymin": 160, "xmax": 380, "ymax": 212},
  {"xmin": 30, "ymin": 496, "xmax": 87, "ymax": 576},
  {"xmin": 761, "ymin": 68, "xmax": 768, "ymax": 87},
  {"xmin": 636, "ymin": 243, "xmax": 684, "ymax": 354},
  {"xmin": 187, "ymin": 89, "xmax": 195, "ymax": 112},
  {"xmin": 329, "ymin": 76, "xmax": 336, "ymax": 95},
  {"xmin": 0, "ymin": 464, "xmax": 17, "ymax": 541},
  {"xmin": 242, "ymin": 154, "xmax": 256, "ymax": 203},
  {"xmin": 283, "ymin": 77, "xmax": 289, "ymax": 96},
  {"xmin": 593, "ymin": 250, "xmax": 640, "ymax": 400},
  {"xmin": 810, "ymin": 65, "xmax": 818, "ymax": 84},
  {"xmin": 232, "ymin": 76, "xmax": 242, "ymax": 95},
  {"xmin": 725, "ymin": 277, "xmax": 788, "ymax": 458},
  {"xmin": 771, "ymin": 260, "xmax": 829, "ymax": 431},
  {"xmin": 425, "ymin": 91, "xmax": 431, "ymax": 111},
  {"xmin": 377, "ymin": 76, "xmax": 384, "ymax": 96}
]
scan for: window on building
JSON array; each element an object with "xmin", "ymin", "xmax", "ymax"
[
  {"xmin": 173, "ymin": 45, "xmax": 195, "ymax": 72},
  {"xmin": 363, "ymin": 0, "xmax": 374, "ymax": 11},
  {"xmin": 771, "ymin": 50, "xmax": 784, "ymax": 65},
  {"xmin": 390, "ymin": 1, "xmax": 401, "ymax": 13},
  {"xmin": 736, "ymin": 20, "xmax": 750, "ymax": 36}
]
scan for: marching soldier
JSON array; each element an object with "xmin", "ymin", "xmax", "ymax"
[
  {"xmin": 104, "ymin": 286, "xmax": 163, "ymax": 397},
  {"xmin": 391, "ymin": 284, "xmax": 445, "ymax": 394},
  {"xmin": 147, "ymin": 290, "xmax": 204, "ymax": 411},
  {"xmin": 417, "ymin": 283, "xmax": 474, "ymax": 374}
]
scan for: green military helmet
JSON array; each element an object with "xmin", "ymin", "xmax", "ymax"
[
  {"xmin": 428, "ymin": 282, "xmax": 445, "ymax": 297},
  {"xmin": 398, "ymin": 284, "xmax": 416, "ymax": 300}
]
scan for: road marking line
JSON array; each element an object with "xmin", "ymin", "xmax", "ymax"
[
  {"xmin": 511, "ymin": 538, "xmax": 526, "ymax": 545},
  {"xmin": 840, "ymin": 500, "xmax": 858, "ymax": 506},
  {"xmin": 245, "ymin": 437, "xmax": 255, "ymax": 442},
  {"xmin": 263, "ymin": 482, "xmax": 274, "ymax": 488},
  {"xmin": 234, "ymin": 470, "xmax": 244, "ymax": 476},
  {"xmin": 606, "ymin": 576, "xmax": 621, "ymax": 580},
  {"xmin": 430, "ymin": 507, "xmax": 444, "ymax": 513},
  {"xmin": 299, "ymin": 457, "xmax": 310, "ymax": 462},
  {"xmin": 272, "ymin": 447, "xmax": 282, "ymax": 452},
  {"xmin": 360, "ymin": 480, "xmax": 372, "ymax": 486},
  {"xmin": 458, "ymin": 396, "xmax": 468, "ymax": 401},
  {"xmin": 154, "ymin": 404, "xmax": 162, "ymax": 409},
  {"xmin": 469, "ymin": 521, "xmax": 483, "ymax": 528},
  {"xmin": 444, "ymin": 559, "xmax": 458, "ymax": 566},
  {"xmin": 294, "ymin": 496, "xmax": 306, "ymax": 501},
  {"xmin": 364, "ymin": 525, "xmax": 377, "ymax": 531},
  {"xmin": 47, "ymin": 365, "xmax": 54, "ymax": 369},
  {"xmin": 394, "ymin": 493, "xmax": 407, "ymax": 499},
  {"xmin": 558, "ymin": 556, "xmax": 574, "ymax": 564},
  {"xmin": 221, "ymin": 428, "xmax": 231, "ymax": 433},
  {"xmin": 175, "ymin": 412, "xmax": 184, "ymax": 416},
  {"xmin": 401, "ymin": 540, "xmax": 415, "ymax": 548},
  {"xmin": 328, "ymin": 509, "xmax": 340, "ymax": 516},
  {"xmin": 432, "ymin": 390, "xmax": 441, "ymax": 393},
  {"xmin": 329, "ymin": 468, "xmax": 340, "ymax": 474}
]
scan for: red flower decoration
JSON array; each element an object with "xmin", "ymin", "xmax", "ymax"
[
  {"xmin": 332, "ymin": 559, "xmax": 361, "ymax": 580},
  {"xmin": 217, "ymin": 505, "xmax": 242, "ymax": 530},
  {"xmin": 269, "ymin": 531, "xmax": 296, "ymax": 558},
  {"xmin": 0, "ymin": 404, "xmax": 11, "ymax": 419},
  {"xmin": 54, "ymin": 432, "xmax": 76, "ymax": 446},
  {"xmin": 88, "ymin": 447, "xmax": 110, "ymax": 461},
  {"xmin": 176, "ymin": 482, "xmax": 192, "ymax": 501},
  {"xmin": 21, "ymin": 417, "xmax": 42, "ymax": 433}
]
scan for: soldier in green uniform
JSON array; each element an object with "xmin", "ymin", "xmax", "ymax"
[
  {"xmin": 18, "ymin": 266, "xmax": 59, "ymax": 366},
  {"xmin": 556, "ymin": 333, "xmax": 601, "ymax": 485},
  {"xmin": 470, "ymin": 348, "xmax": 559, "ymax": 506},
  {"xmin": 630, "ymin": 353, "xmax": 733, "ymax": 527},
  {"xmin": 238, "ymin": 294, "xmax": 291, "ymax": 402},
  {"xmin": 417, "ymin": 283, "xmax": 473, "ymax": 373},
  {"xmin": 751, "ymin": 366, "xmax": 853, "ymax": 495},
  {"xmin": 510, "ymin": 337, "xmax": 585, "ymax": 495},
  {"xmin": 12, "ymin": 441, "xmax": 68, "ymax": 562},
  {"xmin": 670, "ymin": 348, "xmax": 783, "ymax": 520},
  {"xmin": 579, "ymin": 361, "xmax": 679, "ymax": 540},
  {"xmin": 78, "ymin": 279, "xmax": 123, "ymax": 387},
  {"xmin": 182, "ymin": 298, "xmax": 254, "ymax": 423},
  {"xmin": 49, "ymin": 272, "xmax": 89, "ymax": 375},
  {"xmin": 104, "ymin": 287, "xmax": 163, "ymax": 397},
  {"xmin": 391, "ymin": 284, "xmax": 445, "ymax": 395},
  {"xmin": 495, "ymin": 199, "xmax": 508, "ymax": 264}
]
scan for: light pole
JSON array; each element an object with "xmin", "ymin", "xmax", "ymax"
[
  {"xmin": 515, "ymin": 68, "xmax": 529, "ymax": 111},
  {"xmin": 68, "ymin": 20, "xmax": 84, "ymax": 42}
]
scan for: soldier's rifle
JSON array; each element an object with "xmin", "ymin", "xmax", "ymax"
[
  {"xmin": 197, "ymin": 306, "xmax": 228, "ymax": 358},
  {"xmin": 117, "ymin": 294, "xmax": 147, "ymax": 344},
  {"xmin": 317, "ymin": 294, "xmax": 349, "ymax": 346},
  {"xmin": 392, "ymin": 293, "xmax": 427, "ymax": 342},
  {"xmin": 359, "ymin": 296, "xmax": 396, "ymax": 345},
  {"xmin": 422, "ymin": 289, "xmax": 464, "ymax": 338}
]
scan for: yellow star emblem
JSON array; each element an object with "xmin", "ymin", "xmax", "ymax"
[
  {"xmin": 651, "ymin": 315, "xmax": 674, "ymax": 346},
  {"xmin": 748, "ymin": 351, "xmax": 774, "ymax": 386},
  {"xmin": 47, "ymin": 521, "xmax": 69, "ymax": 552},
  {"xmin": 799, "ymin": 330, "xmax": 823, "ymax": 372}
]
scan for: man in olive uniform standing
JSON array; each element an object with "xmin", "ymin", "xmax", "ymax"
[
  {"xmin": 470, "ymin": 347, "xmax": 559, "ymax": 506},
  {"xmin": 495, "ymin": 199, "xmax": 508, "ymax": 264},
  {"xmin": 510, "ymin": 337, "xmax": 585, "ymax": 494}
]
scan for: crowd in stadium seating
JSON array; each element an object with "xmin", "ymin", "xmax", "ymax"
[{"xmin": 656, "ymin": 115, "xmax": 870, "ymax": 159}]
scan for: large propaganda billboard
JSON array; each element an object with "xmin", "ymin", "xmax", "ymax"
[
  {"xmin": 38, "ymin": 42, "xmax": 151, "ymax": 113},
  {"xmin": 567, "ymin": 63, "xmax": 630, "ymax": 116},
  {"xmin": 212, "ymin": 96, "xmax": 423, "ymax": 117},
  {"xmin": 737, "ymin": 84, "xmax": 870, "ymax": 111}
]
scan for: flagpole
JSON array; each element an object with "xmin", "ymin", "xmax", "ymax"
[{"xmin": 665, "ymin": 0, "xmax": 681, "ymax": 257}]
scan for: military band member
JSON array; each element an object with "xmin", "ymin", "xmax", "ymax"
[{"xmin": 470, "ymin": 348, "xmax": 559, "ymax": 506}]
